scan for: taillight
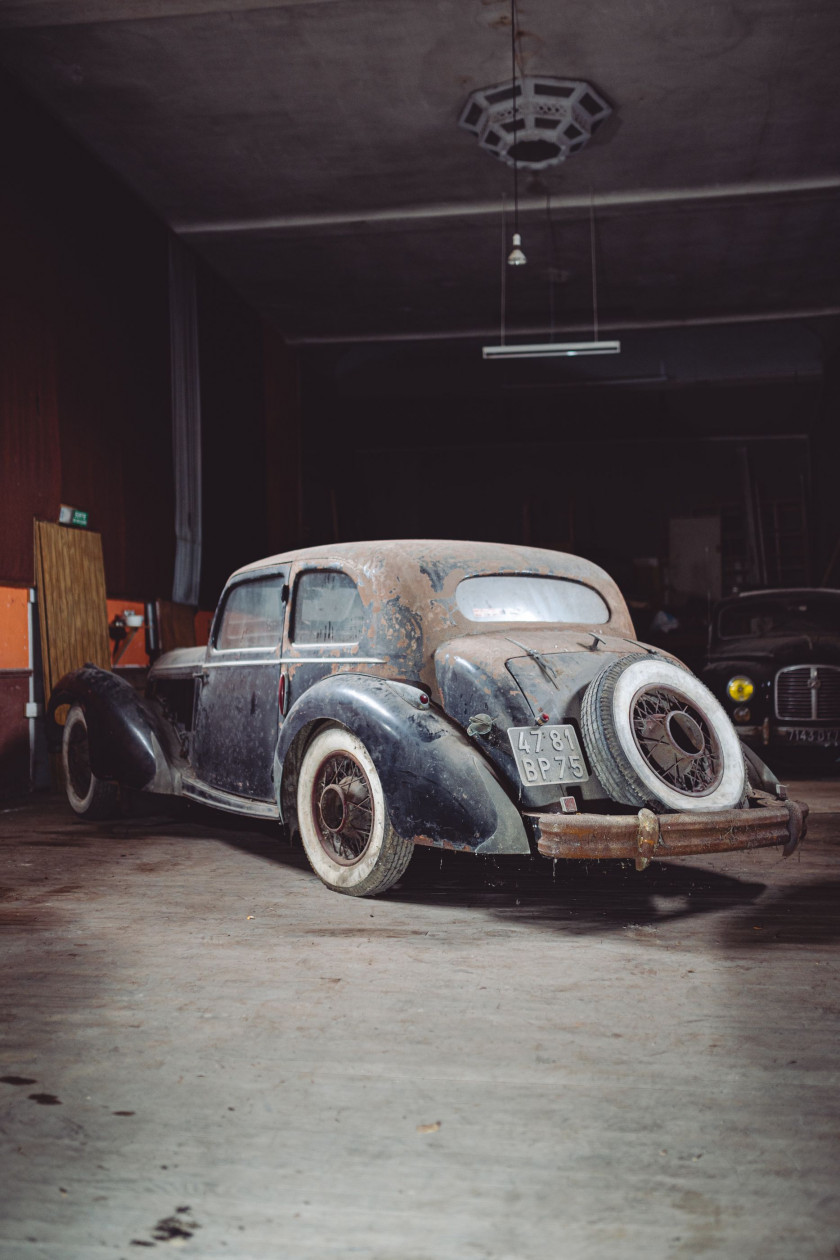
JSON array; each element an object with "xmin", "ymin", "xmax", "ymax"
[{"xmin": 278, "ymin": 673, "xmax": 286, "ymax": 715}]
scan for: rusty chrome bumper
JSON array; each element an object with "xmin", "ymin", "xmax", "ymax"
[{"xmin": 526, "ymin": 792, "xmax": 808, "ymax": 871}]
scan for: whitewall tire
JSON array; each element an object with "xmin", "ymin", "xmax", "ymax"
[
  {"xmin": 581, "ymin": 655, "xmax": 746, "ymax": 813},
  {"xmin": 296, "ymin": 725, "xmax": 414, "ymax": 896},
  {"xmin": 61, "ymin": 704, "xmax": 120, "ymax": 820}
]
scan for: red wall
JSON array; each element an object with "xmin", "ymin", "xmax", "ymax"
[{"xmin": 0, "ymin": 76, "xmax": 175, "ymax": 597}]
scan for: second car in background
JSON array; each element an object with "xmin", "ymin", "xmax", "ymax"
[{"xmin": 703, "ymin": 588, "xmax": 840, "ymax": 758}]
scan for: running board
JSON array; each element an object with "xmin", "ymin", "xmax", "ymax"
[{"xmin": 181, "ymin": 775, "xmax": 280, "ymax": 820}]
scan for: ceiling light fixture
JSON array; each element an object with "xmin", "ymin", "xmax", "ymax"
[
  {"xmin": 507, "ymin": 0, "xmax": 525, "ymax": 267},
  {"xmin": 460, "ymin": 75, "xmax": 612, "ymax": 172},
  {"xmin": 484, "ymin": 194, "xmax": 621, "ymax": 360},
  {"xmin": 508, "ymin": 231, "xmax": 526, "ymax": 266},
  {"xmin": 483, "ymin": 340, "xmax": 621, "ymax": 359},
  {"xmin": 476, "ymin": 5, "xmax": 619, "ymax": 360}
]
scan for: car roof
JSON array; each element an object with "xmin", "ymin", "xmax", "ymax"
[
  {"xmin": 228, "ymin": 539, "xmax": 636, "ymax": 660},
  {"xmin": 232, "ymin": 539, "xmax": 615, "ymax": 587},
  {"xmin": 720, "ymin": 587, "xmax": 840, "ymax": 606}
]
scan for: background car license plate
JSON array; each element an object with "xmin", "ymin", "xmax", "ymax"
[
  {"xmin": 507, "ymin": 724, "xmax": 587, "ymax": 785},
  {"xmin": 780, "ymin": 727, "xmax": 840, "ymax": 746}
]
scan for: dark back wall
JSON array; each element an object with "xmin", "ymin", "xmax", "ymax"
[
  {"xmin": 0, "ymin": 75, "xmax": 301, "ymax": 606},
  {"xmin": 0, "ymin": 75, "xmax": 173, "ymax": 597},
  {"xmin": 299, "ymin": 334, "xmax": 834, "ymax": 599}
]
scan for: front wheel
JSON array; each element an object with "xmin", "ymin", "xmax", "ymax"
[
  {"xmin": 61, "ymin": 704, "xmax": 120, "ymax": 819},
  {"xmin": 296, "ymin": 726, "xmax": 414, "ymax": 897}
]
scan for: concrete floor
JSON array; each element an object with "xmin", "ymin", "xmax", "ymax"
[{"xmin": 1, "ymin": 781, "xmax": 838, "ymax": 1260}]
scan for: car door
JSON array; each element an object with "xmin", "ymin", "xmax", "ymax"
[{"xmin": 192, "ymin": 568, "xmax": 289, "ymax": 800}]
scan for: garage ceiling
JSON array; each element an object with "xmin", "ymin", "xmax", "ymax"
[{"xmin": 2, "ymin": 0, "xmax": 839, "ymax": 344}]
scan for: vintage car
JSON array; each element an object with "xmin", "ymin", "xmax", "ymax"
[
  {"xmin": 47, "ymin": 541, "xmax": 807, "ymax": 897},
  {"xmin": 703, "ymin": 587, "xmax": 840, "ymax": 758}
]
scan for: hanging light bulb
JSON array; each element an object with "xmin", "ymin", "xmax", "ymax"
[
  {"xmin": 507, "ymin": 1, "xmax": 526, "ymax": 267},
  {"xmin": 507, "ymin": 231, "xmax": 526, "ymax": 266}
]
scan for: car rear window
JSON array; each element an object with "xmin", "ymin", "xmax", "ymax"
[
  {"xmin": 455, "ymin": 575, "xmax": 609, "ymax": 624},
  {"xmin": 291, "ymin": 571, "xmax": 365, "ymax": 643}
]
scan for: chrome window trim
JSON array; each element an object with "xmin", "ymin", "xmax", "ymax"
[
  {"xmin": 279, "ymin": 656, "xmax": 386, "ymax": 665},
  {"xmin": 203, "ymin": 659, "xmax": 280, "ymax": 669},
  {"xmin": 203, "ymin": 656, "xmax": 387, "ymax": 668},
  {"xmin": 209, "ymin": 645, "xmax": 281, "ymax": 656},
  {"xmin": 289, "ymin": 640, "xmax": 360, "ymax": 649}
]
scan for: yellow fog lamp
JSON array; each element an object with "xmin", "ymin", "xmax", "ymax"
[{"xmin": 727, "ymin": 675, "xmax": 755, "ymax": 703}]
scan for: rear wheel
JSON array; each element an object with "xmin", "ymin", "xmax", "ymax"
[
  {"xmin": 61, "ymin": 704, "xmax": 120, "ymax": 820},
  {"xmin": 581, "ymin": 655, "xmax": 746, "ymax": 813},
  {"xmin": 296, "ymin": 725, "xmax": 413, "ymax": 896}
]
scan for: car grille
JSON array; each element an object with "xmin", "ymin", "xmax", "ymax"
[{"xmin": 775, "ymin": 665, "xmax": 840, "ymax": 721}]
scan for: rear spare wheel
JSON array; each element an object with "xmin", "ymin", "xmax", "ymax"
[{"xmin": 580, "ymin": 654, "xmax": 746, "ymax": 812}]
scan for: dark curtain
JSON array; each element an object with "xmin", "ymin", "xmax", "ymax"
[{"xmin": 0, "ymin": 75, "xmax": 173, "ymax": 597}]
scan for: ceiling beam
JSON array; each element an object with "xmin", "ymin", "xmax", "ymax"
[
  {"xmin": 0, "ymin": 0, "xmax": 336, "ymax": 28},
  {"xmin": 178, "ymin": 175, "xmax": 840, "ymax": 237},
  {"xmin": 286, "ymin": 305, "xmax": 840, "ymax": 346}
]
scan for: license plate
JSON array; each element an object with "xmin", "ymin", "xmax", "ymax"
[
  {"xmin": 779, "ymin": 727, "xmax": 840, "ymax": 747},
  {"xmin": 507, "ymin": 724, "xmax": 587, "ymax": 785}
]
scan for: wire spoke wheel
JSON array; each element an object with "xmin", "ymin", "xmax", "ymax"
[
  {"xmin": 631, "ymin": 685, "xmax": 723, "ymax": 796},
  {"xmin": 296, "ymin": 726, "xmax": 414, "ymax": 896},
  {"xmin": 312, "ymin": 752, "xmax": 375, "ymax": 865},
  {"xmin": 580, "ymin": 654, "xmax": 746, "ymax": 813}
]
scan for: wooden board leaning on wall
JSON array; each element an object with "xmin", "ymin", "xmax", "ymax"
[{"xmin": 33, "ymin": 519, "xmax": 110, "ymax": 719}]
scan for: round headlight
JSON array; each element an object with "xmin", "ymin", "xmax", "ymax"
[{"xmin": 727, "ymin": 675, "xmax": 755, "ymax": 703}]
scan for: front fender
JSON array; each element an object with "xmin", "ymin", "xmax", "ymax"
[
  {"xmin": 276, "ymin": 674, "xmax": 530, "ymax": 855},
  {"xmin": 46, "ymin": 665, "xmax": 176, "ymax": 792}
]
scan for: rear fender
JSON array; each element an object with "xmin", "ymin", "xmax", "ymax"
[
  {"xmin": 47, "ymin": 665, "xmax": 176, "ymax": 792},
  {"xmin": 276, "ymin": 673, "xmax": 530, "ymax": 855}
]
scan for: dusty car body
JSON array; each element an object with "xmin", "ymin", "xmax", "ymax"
[
  {"xmin": 48, "ymin": 541, "xmax": 807, "ymax": 896},
  {"xmin": 703, "ymin": 588, "xmax": 840, "ymax": 757}
]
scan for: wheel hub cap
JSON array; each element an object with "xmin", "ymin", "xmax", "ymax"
[
  {"xmin": 319, "ymin": 783, "xmax": 348, "ymax": 833},
  {"xmin": 313, "ymin": 754, "xmax": 374, "ymax": 865},
  {"xmin": 632, "ymin": 685, "xmax": 723, "ymax": 796},
  {"xmin": 665, "ymin": 710, "xmax": 705, "ymax": 757}
]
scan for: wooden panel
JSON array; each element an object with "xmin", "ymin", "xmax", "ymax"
[
  {"xmin": 34, "ymin": 520, "xmax": 110, "ymax": 703},
  {"xmin": 156, "ymin": 599, "xmax": 197, "ymax": 654}
]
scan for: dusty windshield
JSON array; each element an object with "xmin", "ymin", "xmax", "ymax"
[
  {"xmin": 717, "ymin": 594, "xmax": 840, "ymax": 639},
  {"xmin": 456, "ymin": 575, "xmax": 609, "ymax": 624}
]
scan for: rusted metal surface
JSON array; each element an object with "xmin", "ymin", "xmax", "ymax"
[
  {"xmin": 232, "ymin": 541, "xmax": 654, "ymax": 815},
  {"xmin": 233, "ymin": 540, "xmax": 638, "ymax": 696},
  {"xmin": 635, "ymin": 808, "xmax": 659, "ymax": 871},
  {"xmin": 529, "ymin": 791, "xmax": 809, "ymax": 863}
]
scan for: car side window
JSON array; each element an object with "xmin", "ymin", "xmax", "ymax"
[
  {"xmin": 291, "ymin": 571, "xmax": 365, "ymax": 644},
  {"xmin": 215, "ymin": 576, "xmax": 286, "ymax": 650}
]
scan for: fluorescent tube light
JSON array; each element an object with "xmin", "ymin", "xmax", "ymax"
[{"xmin": 483, "ymin": 340, "xmax": 621, "ymax": 359}]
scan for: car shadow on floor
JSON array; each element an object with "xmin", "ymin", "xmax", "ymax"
[
  {"xmin": 721, "ymin": 879, "xmax": 840, "ymax": 947},
  {"xmin": 207, "ymin": 822, "xmax": 767, "ymax": 935},
  {"xmin": 387, "ymin": 848, "xmax": 769, "ymax": 935},
  {"xmin": 116, "ymin": 796, "xmax": 773, "ymax": 937}
]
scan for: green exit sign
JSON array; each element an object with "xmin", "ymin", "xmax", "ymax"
[{"xmin": 58, "ymin": 504, "xmax": 89, "ymax": 528}]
